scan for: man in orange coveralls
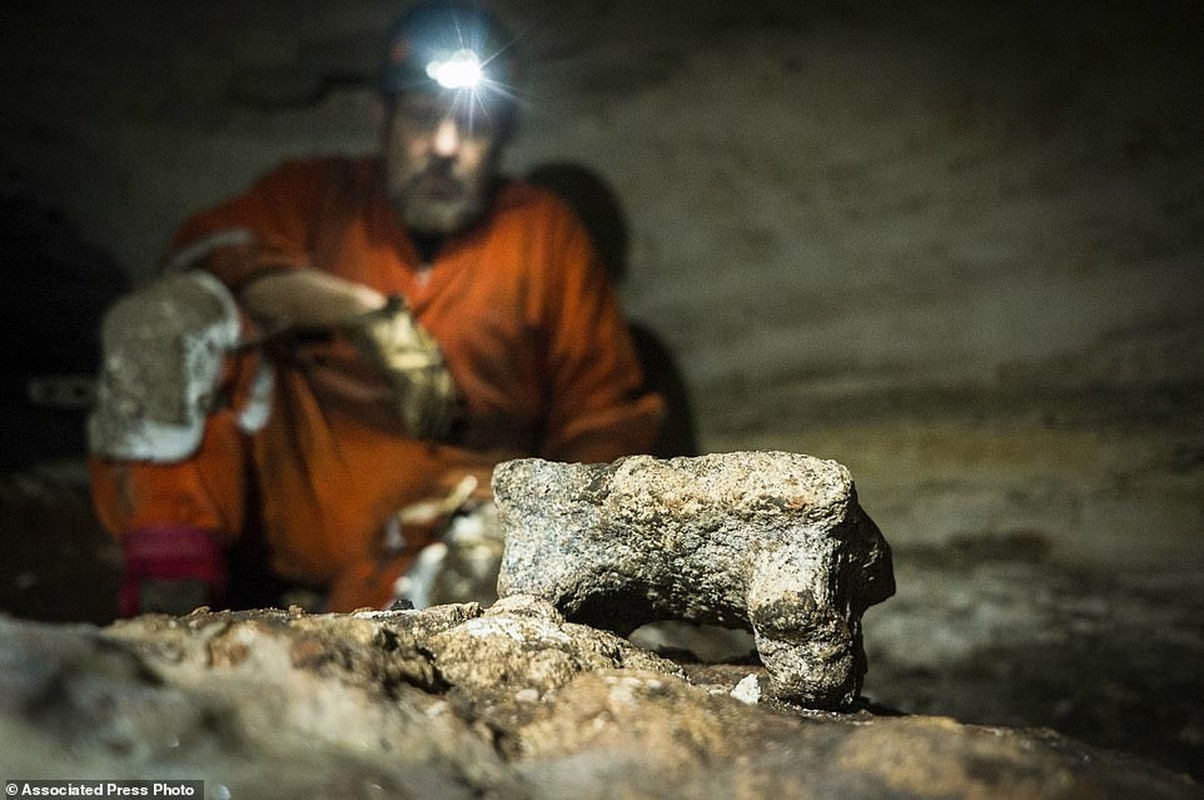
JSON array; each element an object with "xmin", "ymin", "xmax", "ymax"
[{"xmin": 87, "ymin": 1, "xmax": 663, "ymax": 616}]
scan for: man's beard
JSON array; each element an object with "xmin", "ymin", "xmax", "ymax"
[{"xmin": 392, "ymin": 162, "xmax": 487, "ymax": 235}]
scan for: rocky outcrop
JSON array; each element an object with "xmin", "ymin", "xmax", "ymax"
[
  {"xmin": 0, "ymin": 605, "xmax": 1197, "ymax": 799},
  {"xmin": 494, "ymin": 452, "xmax": 895, "ymax": 707}
]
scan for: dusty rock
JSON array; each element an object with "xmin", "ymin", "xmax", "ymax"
[
  {"xmin": 1, "ymin": 607, "xmax": 1198, "ymax": 800},
  {"xmin": 88, "ymin": 271, "xmax": 244, "ymax": 461},
  {"xmin": 494, "ymin": 451, "xmax": 895, "ymax": 707},
  {"xmin": 0, "ymin": 598, "xmax": 676, "ymax": 798}
]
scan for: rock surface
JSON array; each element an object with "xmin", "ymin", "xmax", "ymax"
[
  {"xmin": 0, "ymin": 604, "xmax": 1198, "ymax": 799},
  {"xmin": 1, "ymin": 0, "xmax": 1200, "ymax": 790},
  {"xmin": 495, "ymin": 452, "xmax": 895, "ymax": 707}
]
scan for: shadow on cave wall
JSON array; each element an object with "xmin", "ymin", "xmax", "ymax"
[
  {"xmin": 525, "ymin": 160, "xmax": 699, "ymax": 459},
  {"xmin": 0, "ymin": 174, "xmax": 129, "ymax": 470},
  {"xmin": 0, "ymin": 174, "xmax": 124, "ymax": 623}
]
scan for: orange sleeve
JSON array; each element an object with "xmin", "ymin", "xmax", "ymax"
[
  {"xmin": 165, "ymin": 159, "xmax": 333, "ymax": 288},
  {"xmin": 536, "ymin": 203, "xmax": 665, "ymax": 462}
]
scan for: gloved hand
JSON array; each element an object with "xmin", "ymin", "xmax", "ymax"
[
  {"xmin": 344, "ymin": 295, "xmax": 457, "ymax": 439},
  {"xmin": 236, "ymin": 270, "xmax": 456, "ymax": 440},
  {"xmin": 119, "ymin": 525, "xmax": 228, "ymax": 617}
]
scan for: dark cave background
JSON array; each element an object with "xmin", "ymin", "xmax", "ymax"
[{"xmin": 1, "ymin": 0, "xmax": 1201, "ymax": 780}]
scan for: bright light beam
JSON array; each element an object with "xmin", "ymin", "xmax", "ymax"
[{"xmin": 426, "ymin": 49, "xmax": 484, "ymax": 90}]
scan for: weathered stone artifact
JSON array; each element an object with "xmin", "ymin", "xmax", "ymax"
[{"xmin": 494, "ymin": 451, "xmax": 896, "ymax": 707}]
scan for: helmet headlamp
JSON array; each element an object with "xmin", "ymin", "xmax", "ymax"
[
  {"xmin": 425, "ymin": 48, "xmax": 485, "ymax": 90},
  {"xmin": 378, "ymin": 3, "xmax": 519, "ymax": 105}
]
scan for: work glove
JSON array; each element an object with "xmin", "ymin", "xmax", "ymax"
[
  {"xmin": 344, "ymin": 295, "xmax": 457, "ymax": 440},
  {"xmin": 237, "ymin": 270, "xmax": 456, "ymax": 440},
  {"xmin": 119, "ymin": 525, "xmax": 228, "ymax": 617}
]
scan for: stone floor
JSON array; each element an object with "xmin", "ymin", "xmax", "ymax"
[
  {"xmin": 2, "ymin": 384, "xmax": 1202, "ymax": 782},
  {"xmin": 698, "ymin": 382, "xmax": 1204, "ymax": 781}
]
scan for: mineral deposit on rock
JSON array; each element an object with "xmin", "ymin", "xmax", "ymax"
[{"xmin": 494, "ymin": 451, "xmax": 896, "ymax": 707}]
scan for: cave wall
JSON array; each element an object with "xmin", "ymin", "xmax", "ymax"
[{"xmin": 3, "ymin": 0, "xmax": 1202, "ymax": 548}]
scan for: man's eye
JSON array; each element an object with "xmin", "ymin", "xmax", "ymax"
[
  {"xmin": 457, "ymin": 118, "xmax": 494, "ymax": 139},
  {"xmin": 412, "ymin": 109, "xmax": 443, "ymax": 129},
  {"xmin": 397, "ymin": 103, "xmax": 494, "ymax": 139}
]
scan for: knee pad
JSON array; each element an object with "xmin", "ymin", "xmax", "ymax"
[{"xmin": 88, "ymin": 271, "xmax": 242, "ymax": 461}]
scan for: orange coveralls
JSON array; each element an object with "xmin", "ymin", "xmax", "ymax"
[{"xmin": 91, "ymin": 157, "xmax": 663, "ymax": 610}]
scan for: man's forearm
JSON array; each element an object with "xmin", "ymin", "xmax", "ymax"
[{"xmin": 234, "ymin": 267, "xmax": 388, "ymax": 330}]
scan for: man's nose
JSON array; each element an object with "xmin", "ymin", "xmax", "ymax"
[{"xmin": 431, "ymin": 119, "xmax": 462, "ymax": 158}]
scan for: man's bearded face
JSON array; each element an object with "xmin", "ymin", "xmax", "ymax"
[{"xmin": 382, "ymin": 92, "xmax": 498, "ymax": 235}]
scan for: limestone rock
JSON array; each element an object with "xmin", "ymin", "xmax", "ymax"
[
  {"xmin": 1, "ymin": 610, "xmax": 1196, "ymax": 799},
  {"xmin": 494, "ymin": 451, "xmax": 895, "ymax": 707}
]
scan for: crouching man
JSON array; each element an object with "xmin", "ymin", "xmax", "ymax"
[{"xmin": 88, "ymin": 1, "xmax": 663, "ymax": 616}]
